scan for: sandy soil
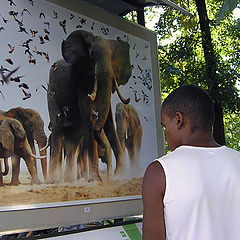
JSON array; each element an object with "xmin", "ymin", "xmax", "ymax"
[{"xmin": 0, "ymin": 173, "xmax": 143, "ymax": 207}]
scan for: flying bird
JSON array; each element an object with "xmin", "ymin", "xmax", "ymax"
[
  {"xmin": 51, "ymin": 62, "xmax": 59, "ymax": 71},
  {"xmin": 28, "ymin": 0, "xmax": 34, "ymax": 6},
  {"xmin": 44, "ymin": 34, "xmax": 49, "ymax": 41},
  {"xmin": 18, "ymin": 83, "xmax": 29, "ymax": 89},
  {"xmin": 79, "ymin": 17, "xmax": 86, "ymax": 25},
  {"xmin": 101, "ymin": 27, "xmax": 109, "ymax": 35},
  {"xmin": 30, "ymin": 29, "xmax": 38, "ymax": 37},
  {"xmin": 137, "ymin": 65, "xmax": 143, "ymax": 74},
  {"xmin": 18, "ymin": 26, "xmax": 28, "ymax": 34},
  {"xmin": 24, "ymin": 49, "xmax": 33, "ymax": 56},
  {"xmin": 91, "ymin": 22, "xmax": 95, "ymax": 30},
  {"xmin": 2, "ymin": 17, "xmax": 8, "ymax": 24},
  {"xmin": 133, "ymin": 91, "xmax": 141, "ymax": 102},
  {"xmin": 8, "ymin": 44, "xmax": 15, "ymax": 53},
  {"xmin": 10, "ymin": 75, "xmax": 23, "ymax": 82},
  {"xmin": 21, "ymin": 8, "xmax": 31, "ymax": 16},
  {"xmin": 39, "ymin": 35, "xmax": 45, "ymax": 44},
  {"xmin": 15, "ymin": 18, "xmax": 24, "ymax": 26},
  {"xmin": 5, "ymin": 58, "xmax": 13, "ymax": 65},
  {"xmin": 42, "ymin": 52, "xmax": 49, "ymax": 62},
  {"xmin": 39, "ymin": 12, "xmax": 46, "ymax": 19},
  {"xmin": 53, "ymin": 10, "xmax": 58, "ymax": 19},
  {"xmin": 70, "ymin": 14, "xmax": 75, "ymax": 20},
  {"xmin": 44, "ymin": 28, "xmax": 50, "ymax": 34},
  {"xmin": 0, "ymin": 26, "xmax": 4, "ymax": 32},
  {"xmin": 28, "ymin": 56, "xmax": 36, "ymax": 65},
  {"xmin": 9, "ymin": 11, "xmax": 18, "ymax": 18},
  {"xmin": 44, "ymin": 21, "xmax": 50, "ymax": 29},
  {"xmin": 22, "ymin": 89, "xmax": 31, "ymax": 100},
  {"xmin": 0, "ymin": 66, "xmax": 19, "ymax": 84},
  {"xmin": 7, "ymin": 0, "xmax": 16, "ymax": 6},
  {"xmin": 59, "ymin": 20, "xmax": 67, "ymax": 34}
]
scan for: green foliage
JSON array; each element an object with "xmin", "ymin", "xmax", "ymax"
[
  {"xmin": 224, "ymin": 113, "xmax": 240, "ymax": 150},
  {"xmin": 154, "ymin": 0, "xmax": 240, "ymax": 114},
  {"xmin": 217, "ymin": 0, "xmax": 239, "ymax": 23}
]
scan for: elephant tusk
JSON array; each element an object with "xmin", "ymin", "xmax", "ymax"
[
  {"xmin": 39, "ymin": 141, "xmax": 49, "ymax": 151},
  {"xmin": 31, "ymin": 153, "xmax": 47, "ymax": 159},
  {"xmin": 88, "ymin": 74, "xmax": 98, "ymax": 101},
  {"xmin": 114, "ymin": 77, "xmax": 130, "ymax": 104}
]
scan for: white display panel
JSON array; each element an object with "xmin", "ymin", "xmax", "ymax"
[{"xmin": 0, "ymin": 0, "xmax": 163, "ymax": 234}]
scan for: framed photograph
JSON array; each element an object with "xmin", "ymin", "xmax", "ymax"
[{"xmin": 0, "ymin": 0, "xmax": 164, "ymax": 234}]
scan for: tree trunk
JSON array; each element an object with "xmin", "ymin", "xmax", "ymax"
[{"xmin": 195, "ymin": 0, "xmax": 226, "ymax": 145}]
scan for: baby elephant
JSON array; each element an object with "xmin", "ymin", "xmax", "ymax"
[{"xmin": 115, "ymin": 103, "xmax": 142, "ymax": 170}]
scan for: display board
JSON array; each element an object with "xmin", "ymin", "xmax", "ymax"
[{"xmin": 0, "ymin": 0, "xmax": 163, "ymax": 234}]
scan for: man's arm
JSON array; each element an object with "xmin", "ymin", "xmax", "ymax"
[{"xmin": 142, "ymin": 161, "xmax": 166, "ymax": 240}]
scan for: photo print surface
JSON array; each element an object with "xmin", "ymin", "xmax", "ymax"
[{"xmin": 0, "ymin": 0, "xmax": 159, "ymax": 208}]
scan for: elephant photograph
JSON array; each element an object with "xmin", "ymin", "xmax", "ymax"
[
  {"xmin": 115, "ymin": 103, "xmax": 143, "ymax": 174},
  {"xmin": 0, "ymin": 0, "xmax": 159, "ymax": 208}
]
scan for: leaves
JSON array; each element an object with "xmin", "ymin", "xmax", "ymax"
[{"xmin": 216, "ymin": 0, "xmax": 239, "ymax": 24}]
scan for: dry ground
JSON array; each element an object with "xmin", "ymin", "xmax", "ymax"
[{"xmin": 0, "ymin": 173, "xmax": 143, "ymax": 207}]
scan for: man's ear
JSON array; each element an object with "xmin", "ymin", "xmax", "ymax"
[{"xmin": 175, "ymin": 112, "xmax": 183, "ymax": 130}]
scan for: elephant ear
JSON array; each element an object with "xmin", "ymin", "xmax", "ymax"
[
  {"xmin": 109, "ymin": 39, "xmax": 132, "ymax": 93},
  {"xmin": 0, "ymin": 119, "xmax": 15, "ymax": 153},
  {"xmin": 10, "ymin": 119, "xmax": 26, "ymax": 140},
  {"xmin": 61, "ymin": 30, "xmax": 94, "ymax": 65}
]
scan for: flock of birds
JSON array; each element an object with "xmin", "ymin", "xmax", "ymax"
[{"xmin": 0, "ymin": 0, "xmax": 153, "ymax": 110}]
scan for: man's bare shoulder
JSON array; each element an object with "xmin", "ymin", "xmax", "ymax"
[{"xmin": 142, "ymin": 161, "xmax": 166, "ymax": 197}]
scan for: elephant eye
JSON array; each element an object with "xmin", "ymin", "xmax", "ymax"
[{"xmin": 89, "ymin": 49, "xmax": 96, "ymax": 58}]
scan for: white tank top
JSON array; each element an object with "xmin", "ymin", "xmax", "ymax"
[{"xmin": 156, "ymin": 145, "xmax": 240, "ymax": 240}]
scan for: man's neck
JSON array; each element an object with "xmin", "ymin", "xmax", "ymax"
[{"xmin": 182, "ymin": 130, "xmax": 221, "ymax": 148}]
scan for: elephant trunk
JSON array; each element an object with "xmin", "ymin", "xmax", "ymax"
[
  {"xmin": 116, "ymin": 114, "xmax": 126, "ymax": 145},
  {"xmin": 88, "ymin": 73, "xmax": 97, "ymax": 101},
  {"xmin": 93, "ymin": 63, "xmax": 113, "ymax": 131}
]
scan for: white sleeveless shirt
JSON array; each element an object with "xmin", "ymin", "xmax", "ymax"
[{"xmin": 156, "ymin": 145, "xmax": 240, "ymax": 240}]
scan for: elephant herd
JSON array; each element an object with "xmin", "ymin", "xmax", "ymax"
[{"xmin": 0, "ymin": 30, "xmax": 143, "ymax": 186}]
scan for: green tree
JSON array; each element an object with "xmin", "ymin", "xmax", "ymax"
[
  {"xmin": 155, "ymin": 0, "xmax": 240, "ymax": 146},
  {"xmin": 224, "ymin": 113, "xmax": 240, "ymax": 150}
]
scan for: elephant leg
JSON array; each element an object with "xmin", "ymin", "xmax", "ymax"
[
  {"xmin": 88, "ymin": 138, "xmax": 101, "ymax": 182},
  {"xmin": 10, "ymin": 156, "xmax": 21, "ymax": 186},
  {"xmin": 77, "ymin": 145, "xmax": 89, "ymax": 181},
  {"xmin": 104, "ymin": 109, "xmax": 125, "ymax": 176},
  {"xmin": 0, "ymin": 160, "xmax": 3, "ymax": 186},
  {"xmin": 64, "ymin": 140, "xmax": 79, "ymax": 183},
  {"xmin": 99, "ymin": 131, "xmax": 112, "ymax": 180},
  {"xmin": 22, "ymin": 155, "xmax": 41, "ymax": 184},
  {"xmin": 48, "ymin": 132, "xmax": 64, "ymax": 183}
]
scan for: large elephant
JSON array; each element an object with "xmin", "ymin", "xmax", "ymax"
[
  {"xmin": 115, "ymin": 103, "xmax": 142, "ymax": 170},
  {"xmin": 4, "ymin": 107, "xmax": 48, "ymax": 184},
  {"xmin": 47, "ymin": 30, "xmax": 132, "ymax": 183},
  {"xmin": 0, "ymin": 114, "xmax": 41, "ymax": 185}
]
